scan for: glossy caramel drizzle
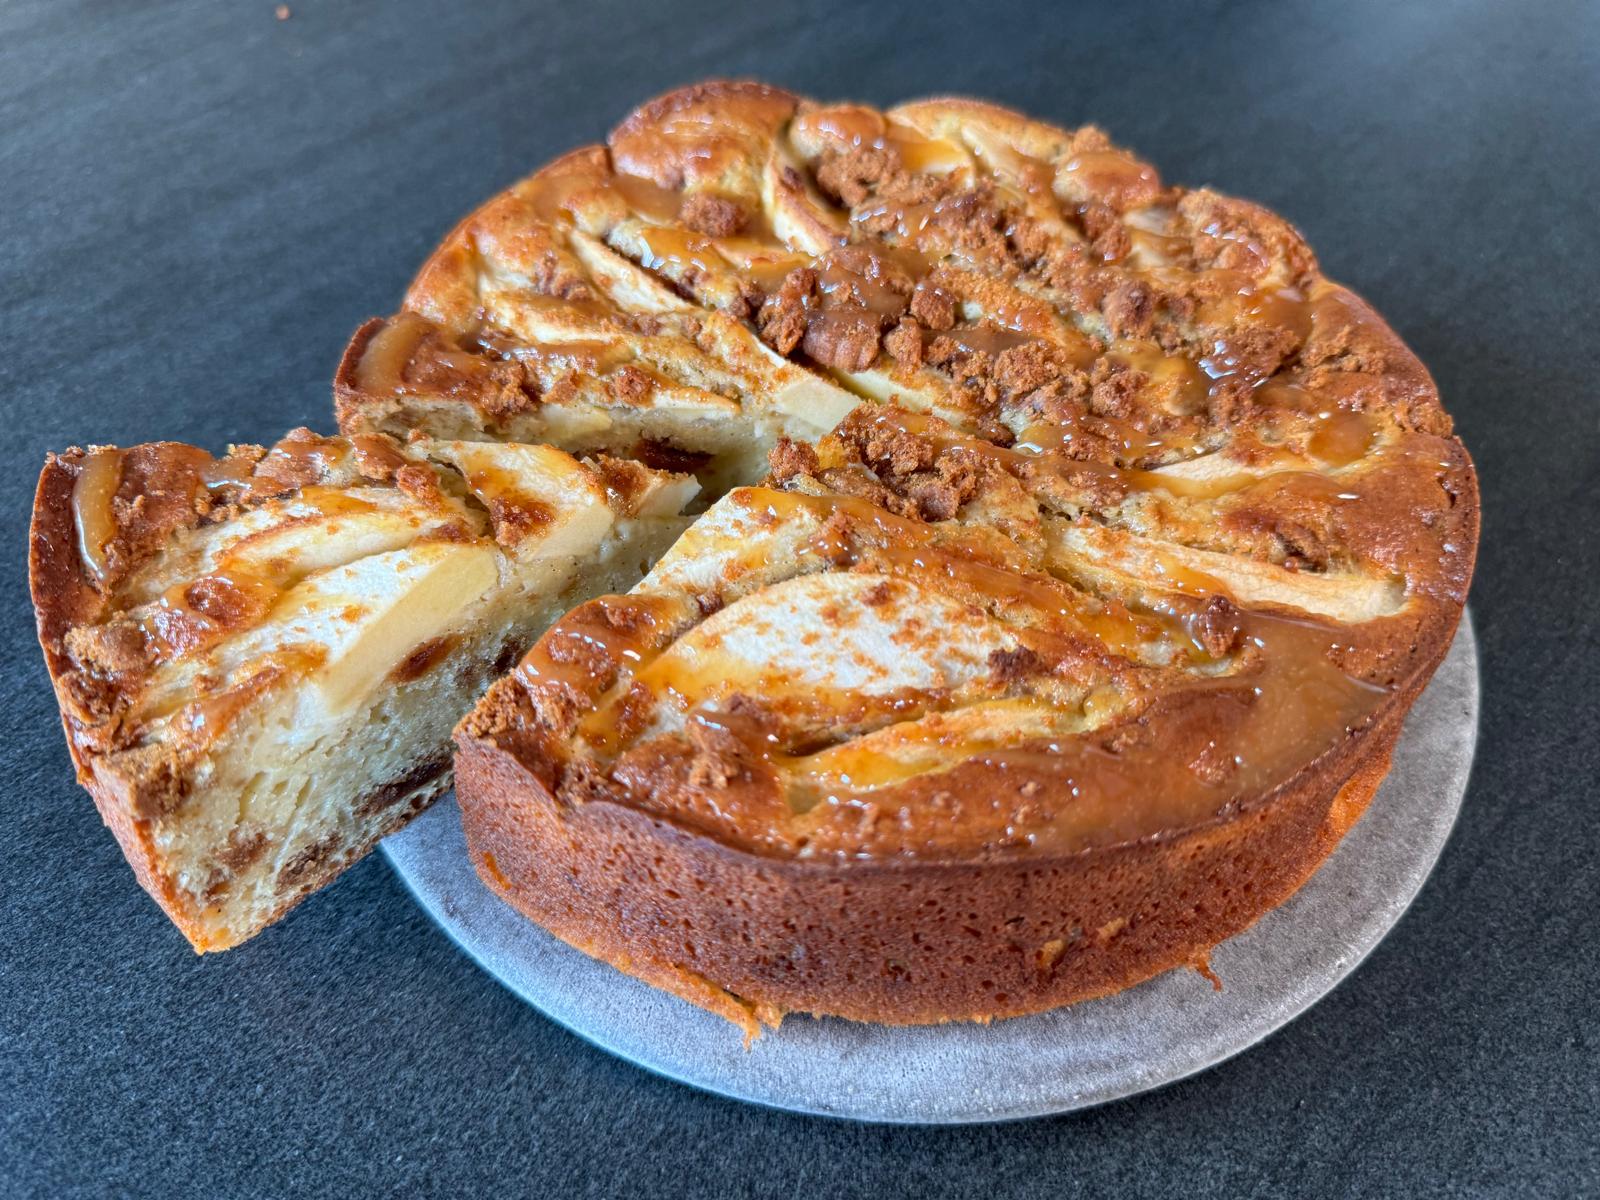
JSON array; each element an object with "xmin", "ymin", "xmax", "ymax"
[
  {"xmin": 355, "ymin": 311, "xmax": 435, "ymax": 395},
  {"xmin": 438, "ymin": 88, "xmax": 1416, "ymax": 486},
  {"xmin": 1059, "ymin": 149, "xmax": 1161, "ymax": 204},
  {"xmin": 71, "ymin": 448, "xmax": 125, "ymax": 588},
  {"xmin": 625, "ymin": 180, "xmax": 1364, "ymax": 497},
  {"xmin": 513, "ymin": 339, "xmax": 634, "ymax": 375},
  {"xmin": 409, "ymin": 102, "xmax": 1406, "ymax": 504},
  {"xmin": 128, "ymin": 484, "xmax": 389, "ymax": 667},
  {"xmin": 949, "ymin": 611, "xmax": 1386, "ymax": 854},
  {"xmin": 1307, "ymin": 409, "xmax": 1375, "ymax": 466},
  {"xmin": 517, "ymin": 593, "xmax": 691, "ymax": 696}
]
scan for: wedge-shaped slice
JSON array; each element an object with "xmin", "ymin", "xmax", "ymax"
[{"xmin": 30, "ymin": 428, "xmax": 696, "ymax": 951}]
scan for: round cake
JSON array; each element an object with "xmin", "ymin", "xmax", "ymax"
[{"xmin": 338, "ymin": 81, "xmax": 1478, "ymax": 1035}]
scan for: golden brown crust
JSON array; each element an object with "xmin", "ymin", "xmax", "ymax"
[
  {"xmin": 32, "ymin": 453, "xmax": 105, "ymax": 776},
  {"xmin": 609, "ymin": 80, "xmax": 800, "ymax": 192},
  {"xmin": 33, "ymin": 453, "xmax": 203, "ymax": 932},
  {"xmin": 455, "ymin": 669, "xmax": 1417, "ymax": 1027}
]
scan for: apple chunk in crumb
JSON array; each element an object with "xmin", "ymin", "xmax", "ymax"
[
  {"xmin": 210, "ymin": 487, "xmax": 477, "ymax": 580},
  {"xmin": 422, "ymin": 437, "xmax": 698, "ymax": 558},
  {"xmin": 289, "ymin": 540, "xmax": 500, "ymax": 712},
  {"xmin": 424, "ymin": 438, "xmax": 614, "ymax": 558}
]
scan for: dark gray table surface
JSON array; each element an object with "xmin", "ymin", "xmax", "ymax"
[{"xmin": 3, "ymin": 1, "xmax": 1595, "ymax": 1195}]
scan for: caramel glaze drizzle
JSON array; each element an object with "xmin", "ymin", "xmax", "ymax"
[
  {"xmin": 509, "ymin": 484, "xmax": 1390, "ymax": 859},
  {"xmin": 355, "ymin": 311, "xmax": 437, "ymax": 395},
  {"xmin": 901, "ymin": 609, "xmax": 1387, "ymax": 858},
  {"xmin": 356, "ymin": 294, "xmax": 668, "ymax": 415},
  {"xmin": 74, "ymin": 420, "xmax": 547, "ymax": 748},
  {"xmin": 71, "ymin": 448, "xmax": 126, "ymax": 588},
  {"xmin": 133, "ymin": 485, "xmax": 396, "ymax": 668},
  {"xmin": 579, "ymin": 110, "xmax": 1323, "ymax": 422},
  {"xmin": 356, "ymin": 310, "xmax": 525, "ymax": 400}
]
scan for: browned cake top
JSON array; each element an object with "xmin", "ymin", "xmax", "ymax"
[{"xmin": 382, "ymin": 80, "xmax": 1478, "ymax": 863}]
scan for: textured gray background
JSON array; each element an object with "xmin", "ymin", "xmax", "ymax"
[{"xmin": 1, "ymin": 0, "xmax": 1595, "ymax": 1196}]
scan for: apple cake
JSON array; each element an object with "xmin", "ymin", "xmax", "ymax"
[
  {"xmin": 30, "ymin": 428, "xmax": 694, "ymax": 949},
  {"xmin": 400, "ymin": 82, "xmax": 1477, "ymax": 1033},
  {"xmin": 34, "ymin": 80, "xmax": 1477, "ymax": 1031}
]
